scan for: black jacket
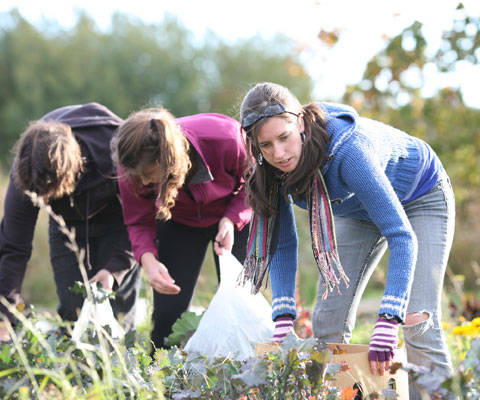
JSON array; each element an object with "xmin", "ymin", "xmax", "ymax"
[{"xmin": 0, "ymin": 103, "xmax": 134, "ymax": 322}]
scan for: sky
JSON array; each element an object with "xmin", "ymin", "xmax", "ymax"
[{"xmin": 1, "ymin": 0, "xmax": 480, "ymax": 108}]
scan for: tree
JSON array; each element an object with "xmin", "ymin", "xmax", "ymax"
[
  {"xmin": 0, "ymin": 9, "xmax": 313, "ymax": 167},
  {"xmin": 340, "ymin": 5, "xmax": 480, "ymax": 288}
]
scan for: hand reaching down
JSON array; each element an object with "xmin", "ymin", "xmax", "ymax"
[
  {"xmin": 272, "ymin": 315, "xmax": 297, "ymax": 343},
  {"xmin": 141, "ymin": 252, "xmax": 181, "ymax": 294},
  {"xmin": 369, "ymin": 317, "xmax": 399, "ymax": 375},
  {"xmin": 214, "ymin": 217, "xmax": 234, "ymax": 256},
  {"xmin": 89, "ymin": 268, "xmax": 115, "ymax": 291}
]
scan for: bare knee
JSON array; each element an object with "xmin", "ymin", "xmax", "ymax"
[{"xmin": 405, "ymin": 311, "xmax": 429, "ymax": 325}]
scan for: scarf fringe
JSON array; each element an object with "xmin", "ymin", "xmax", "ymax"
[
  {"xmin": 240, "ymin": 255, "xmax": 269, "ymax": 294},
  {"xmin": 313, "ymin": 249, "xmax": 350, "ymax": 300},
  {"xmin": 241, "ymin": 170, "xmax": 349, "ymax": 298}
]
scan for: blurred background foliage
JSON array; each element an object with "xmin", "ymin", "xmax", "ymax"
[
  {"xmin": 0, "ymin": 9, "xmax": 313, "ymax": 165},
  {"xmin": 0, "ymin": 4, "xmax": 479, "ymax": 321}
]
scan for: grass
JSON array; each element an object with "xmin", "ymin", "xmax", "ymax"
[
  {"xmin": 1, "ymin": 171, "xmax": 479, "ymax": 373},
  {"xmin": 1, "ymin": 184, "xmax": 479, "ymax": 399}
]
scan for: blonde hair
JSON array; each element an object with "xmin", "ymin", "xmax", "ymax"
[
  {"xmin": 111, "ymin": 107, "xmax": 191, "ymax": 220},
  {"xmin": 13, "ymin": 120, "xmax": 84, "ymax": 199}
]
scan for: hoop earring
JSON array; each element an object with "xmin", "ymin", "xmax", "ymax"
[
  {"xmin": 258, "ymin": 153, "xmax": 263, "ymax": 165},
  {"xmin": 301, "ymin": 132, "xmax": 306, "ymax": 144}
]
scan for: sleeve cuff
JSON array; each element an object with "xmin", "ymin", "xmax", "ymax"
[
  {"xmin": 223, "ymin": 207, "xmax": 252, "ymax": 231},
  {"xmin": 379, "ymin": 294, "xmax": 408, "ymax": 323},
  {"xmin": 272, "ymin": 296, "xmax": 297, "ymax": 321}
]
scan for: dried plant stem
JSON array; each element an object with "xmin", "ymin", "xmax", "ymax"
[{"xmin": 24, "ymin": 191, "xmax": 118, "ymax": 395}]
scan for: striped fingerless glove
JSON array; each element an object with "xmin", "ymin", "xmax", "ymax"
[
  {"xmin": 272, "ymin": 315, "xmax": 296, "ymax": 343},
  {"xmin": 368, "ymin": 317, "xmax": 399, "ymax": 362}
]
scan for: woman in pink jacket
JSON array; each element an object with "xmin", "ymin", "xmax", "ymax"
[{"xmin": 112, "ymin": 107, "xmax": 252, "ymax": 349}]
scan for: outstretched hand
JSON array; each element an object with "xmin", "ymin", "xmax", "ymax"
[{"xmin": 141, "ymin": 252, "xmax": 181, "ymax": 294}]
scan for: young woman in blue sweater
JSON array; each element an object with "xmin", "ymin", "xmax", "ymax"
[{"xmin": 239, "ymin": 82, "xmax": 454, "ymax": 397}]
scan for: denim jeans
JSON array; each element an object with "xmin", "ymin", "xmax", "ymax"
[
  {"xmin": 48, "ymin": 217, "xmax": 141, "ymax": 332},
  {"xmin": 312, "ymin": 173, "xmax": 455, "ymax": 399}
]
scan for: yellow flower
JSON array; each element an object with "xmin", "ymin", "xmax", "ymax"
[
  {"xmin": 442, "ymin": 321, "xmax": 452, "ymax": 330},
  {"xmin": 452, "ymin": 322, "xmax": 480, "ymax": 336},
  {"xmin": 452, "ymin": 326, "xmax": 464, "ymax": 335},
  {"xmin": 462, "ymin": 325, "xmax": 475, "ymax": 335},
  {"xmin": 459, "ymin": 315, "xmax": 466, "ymax": 322},
  {"xmin": 472, "ymin": 317, "xmax": 480, "ymax": 327}
]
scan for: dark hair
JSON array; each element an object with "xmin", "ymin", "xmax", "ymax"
[
  {"xmin": 240, "ymin": 82, "xmax": 330, "ymax": 216},
  {"xmin": 13, "ymin": 120, "xmax": 83, "ymax": 199},
  {"xmin": 111, "ymin": 107, "xmax": 191, "ymax": 221}
]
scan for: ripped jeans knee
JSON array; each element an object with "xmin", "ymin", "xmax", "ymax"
[
  {"xmin": 404, "ymin": 311, "xmax": 432, "ymax": 333},
  {"xmin": 402, "ymin": 310, "xmax": 453, "ymax": 377}
]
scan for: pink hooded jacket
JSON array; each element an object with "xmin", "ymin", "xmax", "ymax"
[{"xmin": 118, "ymin": 113, "xmax": 252, "ymax": 263}]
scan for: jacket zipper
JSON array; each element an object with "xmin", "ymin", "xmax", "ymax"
[{"xmin": 68, "ymin": 194, "xmax": 111, "ymax": 220}]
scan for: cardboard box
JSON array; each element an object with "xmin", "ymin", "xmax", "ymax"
[{"xmin": 255, "ymin": 342, "xmax": 409, "ymax": 399}]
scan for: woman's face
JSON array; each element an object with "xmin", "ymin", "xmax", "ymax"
[
  {"xmin": 256, "ymin": 115, "xmax": 304, "ymax": 173},
  {"xmin": 138, "ymin": 163, "xmax": 162, "ymax": 186}
]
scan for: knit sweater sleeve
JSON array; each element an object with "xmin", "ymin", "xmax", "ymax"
[
  {"xmin": 268, "ymin": 194, "xmax": 298, "ymax": 321},
  {"xmin": 338, "ymin": 143, "xmax": 417, "ymax": 322}
]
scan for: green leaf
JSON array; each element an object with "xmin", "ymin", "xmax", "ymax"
[
  {"xmin": 0, "ymin": 343, "xmax": 12, "ymax": 364},
  {"xmin": 156, "ymin": 349, "xmax": 171, "ymax": 369},
  {"xmin": 310, "ymin": 349, "xmax": 331, "ymax": 364},
  {"xmin": 232, "ymin": 358, "xmax": 268, "ymax": 387},
  {"xmin": 324, "ymin": 362, "xmax": 343, "ymax": 377},
  {"xmin": 123, "ymin": 330, "xmax": 138, "ymax": 348},
  {"xmin": 69, "ymin": 281, "xmax": 115, "ymax": 303},
  {"xmin": 166, "ymin": 311, "xmax": 202, "ymax": 347}
]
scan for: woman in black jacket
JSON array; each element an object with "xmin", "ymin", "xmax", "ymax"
[{"xmin": 0, "ymin": 103, "xmax": 140, "ymax": 341}]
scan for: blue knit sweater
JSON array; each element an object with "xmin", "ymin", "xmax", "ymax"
[{"xmin": 269, "ymin": 102, "xmax": 443, "ymax": 323}]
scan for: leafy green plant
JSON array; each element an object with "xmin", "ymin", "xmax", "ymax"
[
  {"xmin": 70, "ymin": 281, "xmax": 116, "ymax": 304},
  {"xmin": 165, "ymin": 311, "xmax": 203, "ymax": 348},
  {"xmin": 0, "ymin": 300, "xmax": 166, "ymax": 399},
  {"xmin": 156, "ymin": 336, "xmax": 344, "ymax": 400},
  {"xmin": 1, "ymin": 192, "xmax": 479, "ymax": 399}
]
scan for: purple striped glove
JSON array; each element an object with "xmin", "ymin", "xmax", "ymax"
[
  {"xmin": 369, "ymin": 317, "xmax": 399, "ymax": 364},
  {"xmin": 272, "ymin": 316, "xmax": 296, "ymax": 343}
]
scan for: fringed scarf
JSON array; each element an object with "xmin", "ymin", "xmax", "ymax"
[{"xmin": 241, "ymin": 170, "xmax": 349, "ymax": 299}]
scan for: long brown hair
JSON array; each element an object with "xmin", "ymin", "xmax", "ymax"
[
  {"xmin": 13, "ymin": 120, "xmax": 83, "ymax": 199},
  {"xmin": 240, "ymin": 82, "xmax": 330, "ymax": 216},
  {"xmin": 111, "ymin": 107, "xmax": 191, "ymax": 220}
]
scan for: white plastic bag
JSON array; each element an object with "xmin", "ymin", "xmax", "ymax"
[
  {"xmin": 184, "ymin": 251, "xmax": 274, "ymax": 360},
  {"xmin": 72, "ymin": 298, "xmax": 125, "ymax": 342}
]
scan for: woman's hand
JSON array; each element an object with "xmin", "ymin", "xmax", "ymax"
[
  {"xmin": 272, "ymin": 315, "xmax": 297, "ymax": 343},
  {"xmin": 369, "ymin": 316, "xmax": 400, "ymax": 375},
  {"xmin": 214, "ymin": 217, "xmax": 234, "ymax": 256},
  {"xmin": 0, "ymin": 323, "xmax": 11, "ymax": 342},
  {"xmin": 141, "ymin": 252, "xmax": 181, "ymax": 294},
  {"xmin": 89, "ymin": 269, "xmax": 115, "ymax": 291}
]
